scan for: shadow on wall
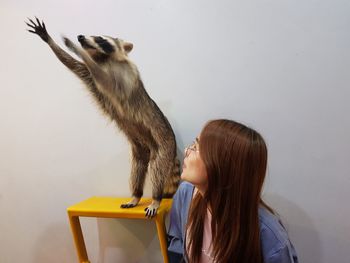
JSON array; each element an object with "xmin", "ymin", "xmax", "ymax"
[
  {"xmin": 264, "ymin": 194, "xmax": 322, "ymax": 263},
  {"xmin": 96, "ymin": 218, "xmax": 162, "ymax": 263},
  {"xmin": 32, "ymin": 222, "xmax": 76, "ymax": 263}
]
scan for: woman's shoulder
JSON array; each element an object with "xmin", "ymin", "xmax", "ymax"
[
  {"xmin": 171, "ymin": 181, "xmax": 195, "ymax": 206},
  {"xmin": 259, "ymin": 206, "xmax": 299, "ymax": 262},
  {"xmin": 177, "ymin": 181, "xmax": 195, "ymax": 195},
  {"xmin": 259, "ymin": 206, "xmax": 289, "ymax": 246}
]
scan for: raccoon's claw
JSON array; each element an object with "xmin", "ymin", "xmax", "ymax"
[
  {"xmin": 26, "ymin": 17, "xmax": 49, "ymax": 42},
  {"xmin": 120, "ymin": 203, "xmax": 137, "ymax": 208},
  {"xmin": 63, "ymin": 37, "xmax": 82, "ymax": 58},
  {"xmin": 144, "ymin": 201, "xmax": 160, "ymax": 218},
  {"xmin": 120, "ymin": 197, "xmax": 140, "ymax": 209},
  {"xmin": 63, "ymin": 37, "xmax": 77, "ymax": 52},
  {"xmin": 144, "ymin": 207, "xmax": 158, "ymax": 218}
]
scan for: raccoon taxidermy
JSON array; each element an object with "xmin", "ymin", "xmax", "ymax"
[{"xmin": 26, "ymin": 17, "xmax": 180, "ymax": 217}]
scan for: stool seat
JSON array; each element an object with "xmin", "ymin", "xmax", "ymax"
[{"xmin": 67, "ymin": 197, "xmax": 172, "ymax": 263}]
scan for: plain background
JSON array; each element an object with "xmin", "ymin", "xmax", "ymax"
[{"xmin": 1, "ymin": 0, "xmax": 349, "ymax": 262}]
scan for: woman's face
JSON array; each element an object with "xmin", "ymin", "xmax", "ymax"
[{"xmin": 181, "ymin": 137, "xmax": 208, "ymax": 191}]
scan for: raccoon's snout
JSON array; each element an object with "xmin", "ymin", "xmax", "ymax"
[
  {"xmin": 77, "ymin": 35, "xmax": 85, "ymax": 42},
  {"xmin": 77, "ymin": 35, "xmax": 96, "ymax": 50}
]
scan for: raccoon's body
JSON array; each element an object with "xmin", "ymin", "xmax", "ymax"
[{"xmin": 27, "ymin": 18, "xmax": 180, "ymax": 217}]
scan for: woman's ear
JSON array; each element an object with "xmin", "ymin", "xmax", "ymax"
[{"xmin": 123, "ymin": 42, "xmax": 133, "ymax": 53}]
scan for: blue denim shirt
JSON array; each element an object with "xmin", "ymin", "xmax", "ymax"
[{"xmin": 167, "ymin": 182, "xmax": 299, "ymax": 263}]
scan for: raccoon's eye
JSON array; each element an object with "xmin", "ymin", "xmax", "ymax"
[{"xmin": 94, "ymin": 36, "xmax": 104, "ymax": 43}]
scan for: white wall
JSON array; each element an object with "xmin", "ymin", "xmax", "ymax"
[{"xmin": 1, "ymin": 0, "xmax": 349, "ymax": 262}]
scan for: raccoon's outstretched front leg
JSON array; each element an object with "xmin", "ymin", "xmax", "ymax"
[
  {"xmin": 26, "ymin": 17, "xmax": 91, "ymax": 84},
  {"xmin": 26, "ymin": 17, "xmax": 49, "ymax": 42},
  {"xmin": 63, "ymin": 37, "xmax": 111, "ymax": 88},
  {"xmin": 26, "ymin": 18, "xmax": 122, "ymax": 125}
]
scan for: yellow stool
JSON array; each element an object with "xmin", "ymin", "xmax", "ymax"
[{"xmin": 67, "ymin": 197, "xmax": 172, "ymax": 263}]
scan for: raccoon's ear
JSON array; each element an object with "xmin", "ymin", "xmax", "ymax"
[{"xmin": 123, "ymin": 42, "xmax": 133, "ymax": 53}]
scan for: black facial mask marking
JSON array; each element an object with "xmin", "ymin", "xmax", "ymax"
[{"xmin": 94, "ymin": 36, "xmax": 115, "ymax": 54}]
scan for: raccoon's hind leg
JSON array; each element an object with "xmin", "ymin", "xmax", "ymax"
[
  {"xmin": 145, "ymin": 148, "xmax": 173, "ymax": 218},
  {"xmin": 120, "ymin": 142, "xmax": 150, "ymax": 208},
  {"xmin": 163, "ymin": 158, "xmax": 181, "ymax": 198}
]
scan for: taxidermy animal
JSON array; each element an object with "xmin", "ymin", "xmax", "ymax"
[{"xmin": 26, "ymin": 17, "xmax": 180, "ymax": 217}]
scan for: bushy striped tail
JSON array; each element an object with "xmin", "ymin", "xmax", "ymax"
[{"xmin": 163, "ymin": 158, "xmax": 181, "ymax": 198}]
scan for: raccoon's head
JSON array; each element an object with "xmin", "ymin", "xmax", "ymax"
[{"xmin": 77, "ymin": 35, "xmax": 133, "ymax": 63}]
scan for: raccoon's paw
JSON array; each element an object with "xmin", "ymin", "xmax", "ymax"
[
  {"xmin": 26, "ymin": 17, "xmax": 49, "ymax": 43},
  {"xmin": 120, "ymin": 197, "xmax": 140, "ymax": 209},
  {"xmin": 144, "ymin": 200, "xmax": 160, "ymax": 218},
  {"xmin": 63, "ymin": 37, "xmax": 78, "ymax": 53}
]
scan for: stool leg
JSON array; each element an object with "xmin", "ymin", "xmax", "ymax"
[
  {"xmin": 155, "ymin": 215, "xmax": 169, "ymax": 263},
  {"xmin": 68, "ymin": 215, "xmax": 90, "ymax": 263}
]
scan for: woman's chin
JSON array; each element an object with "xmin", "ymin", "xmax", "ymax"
[{"xmin": 180, "ymin": 171, "xmax": 187, "ymax": 181}]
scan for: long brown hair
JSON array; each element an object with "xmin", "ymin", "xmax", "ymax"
[{"xmin": 186, "ymin": 119, "xmax": 271, "ymax": 263}]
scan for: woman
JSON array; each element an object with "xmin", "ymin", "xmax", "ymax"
[{"xmin": 167, "ymin": 119, "xmax": 298, "ymax": 263}]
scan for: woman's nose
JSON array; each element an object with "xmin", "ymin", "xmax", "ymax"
[{"xmin": 184, "ymin": 147, "xmax": 189, "ymax": 157}]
